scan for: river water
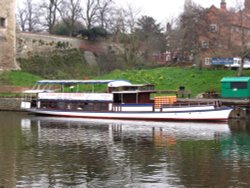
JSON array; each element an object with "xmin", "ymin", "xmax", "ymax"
[{"xmin": 1, "ymin": 111, "xmax": 250, "ymax": 187}]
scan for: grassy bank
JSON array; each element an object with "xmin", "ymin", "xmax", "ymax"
[
  {"xmin": 97, "ymin": 67, "xmax": 250, "ymax": 97},
  {"xmin": 0, "ymin": 71, "xmax": 42, "ymax": 86},
  {"xmin": 1, "ymin": 67, "xmax": 250, "ymax": 97}
]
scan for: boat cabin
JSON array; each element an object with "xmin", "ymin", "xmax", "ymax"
[
  {"xmin": 22, "ymin": 80, "xmax": 156, "ymax": 112},
  {"xmin": 108, "ymin": 83, "xmax": 155, "ymax": 104}
]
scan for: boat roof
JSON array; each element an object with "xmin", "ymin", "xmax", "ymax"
[
  {"xmin": 36, "ymin": 80, "xmax": 123, "ymax": 85},
  {"xmin": 23, "ymin": 89, "xmax": 54, "ymax": 94}
]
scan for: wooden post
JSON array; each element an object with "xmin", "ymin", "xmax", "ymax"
[{"xmin": 246, "ymin": 107, "xmax": 250, "ymax": 120}]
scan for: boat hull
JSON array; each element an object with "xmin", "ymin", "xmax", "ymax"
[{"xmin": 27, "ymin": 108, "xmax": 233, "ymax": 122}]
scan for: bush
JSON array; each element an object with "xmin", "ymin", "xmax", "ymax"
[{"xmin": 79, "ymin": 27, "xmax": 109, "ymax": 40}]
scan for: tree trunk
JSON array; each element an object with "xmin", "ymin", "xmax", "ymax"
[
  {"xmin": 237, "ymin": 57, "xmax": 244, "ymax": 76},
  {"xmin": 194, "ymin": 54, "xmax": 202, "ymax": 70}
]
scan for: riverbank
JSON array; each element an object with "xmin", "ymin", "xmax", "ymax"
[{"xmin": 0, "ymin": 97, "xmax": 22, "ymax": 111}]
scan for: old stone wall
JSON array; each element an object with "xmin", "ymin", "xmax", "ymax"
[
  {"xmin": 16, "ymin": 32, "xmax": 124, "ymax": 66},
  {"xmin": 0, "ymin": 0, "xmax": 19, "ymax": 71},
  {"xmin": 0, "ymin": 98, "xmax": 22, "ymax": 111},
  {"xmin": 16, "ymin": 32, "xmax": 84, "ymax": 59}
]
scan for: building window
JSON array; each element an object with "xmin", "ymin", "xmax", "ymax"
[
  {"xmin": 204, "ymin": 57, "xmax": 211, "ymax": 65},
  {"xmin": 209, "ymin": 24, "xmax": 218, "ymax": 32},
  {"xmin": 201, "ymin": 41, "xmax": 209, "ymax": 49},
  {"xmin": 0, "ymin": 17, "xmax": 6, "ymax": 28},
  {"xmin": 231, "ymin": 26, "xmax": 240, "ymax": 33}
]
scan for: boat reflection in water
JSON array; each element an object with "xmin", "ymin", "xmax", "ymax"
[
  {"xmin": 21, "ymin": 116, "xmax": 230, "ymax": 146},
  {"xmin": 16, "ymin": 116, "xmax": 250, "ymax": 187}
]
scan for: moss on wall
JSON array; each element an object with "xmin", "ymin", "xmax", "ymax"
[{"xmin": 18, "ymin": 49, "xmax": 99, "ymax": 79}]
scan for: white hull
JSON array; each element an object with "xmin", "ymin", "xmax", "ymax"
[{"xmin": 27, "ymin": 107, "xmax": 233, "ymax": 122}]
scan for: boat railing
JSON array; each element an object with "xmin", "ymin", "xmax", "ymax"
[
  {"xmin": 112, "ymin": 104, "xmax": 122, "ymax": 111},
  {"xmin": 111, "ymin": 103, "xmax": 154, "ymax": 112},
  {"xmin": 39, "ymin": 101, "xmax": 110, "ymax": 112},
  {"xmin": 156, "ymin": 90, "xmax": 191, "ymax": 98},
  {"xmin": 161, "ymin": 101, "xmax": 217, "ymax": 108}
]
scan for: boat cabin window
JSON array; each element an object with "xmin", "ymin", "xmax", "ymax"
[
  {"xmin": 114, "ymin": 94, "xmax": 122, "ymax": 103},
  {"xmin": 113, "ymin": 92, "xmax": 151, "ymax": 104},
  {"xmin": 41, "ymin": 101, "xmax": 57, "ymax": 109},
  {"xmin": 113, "ymin": 93, "xmax": 137, "ymax": 103}
]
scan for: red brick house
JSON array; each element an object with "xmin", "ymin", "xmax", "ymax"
[{"xmin": 201, "ymin": 0, "xmax": 250, "ymax": 66}]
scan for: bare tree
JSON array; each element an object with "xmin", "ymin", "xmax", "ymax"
[
  {"xmin": 83, "ymin": 0, "xmax": 99, "ymax": 29},
  {"xmin": 165, "ymin": 18, "xmax": 179, "ymax": 52},
  {"xmin": 126, "ymin": 4, "xmax": 141, "ymax": 33},
  {"xmin": 110, "ymin": 4, "xmax": 140, "ymax": 34},
  {"xmin": 40, "ymin": 0, "xmax": 62, "ymax": 34},
  {"xmin": 17, "ymin": 0, "xmax": 41, "ymax": 32},
  {"xmin": 58, "ymin": 0, "xmax": 82, "ymax": 36},
  {"xmin": 110, "ymin": 8, "xmax": 127, "ymax": 36},
  {"xmin": 96, "ymin": 0, "xmax": 114, "ymax": 29},
  {"xmin": 26, "ymin": 0, "xmax": 41, "ymax": 32},
  {"xmin": 17, "ymin": 6, "xmax": 28, "ymax": 31},
  {"xmin": 176, "ymin": 1, "xmax": 207, "ymax": 67}
]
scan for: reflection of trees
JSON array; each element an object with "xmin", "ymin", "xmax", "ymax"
[
  {"xmin": 4, "ymin": 116, "xmax": 250, "ymax": 187},
  {"xmin": 15, "ymin": 120, "xmax": 116, "ymax": 187},
  {"xmin": 116, "ymin": 126, "xmax": 227, "ymax": 187},
  {"xmin": 113, "ymin": 123, "xmax": 250, "ymax": 187},
  {"xmin": 173, "ymin": 140, "xmax": 226, "ymax": 187}
]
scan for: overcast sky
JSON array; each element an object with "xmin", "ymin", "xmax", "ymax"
[
  {"xmin": 17, "ymin": 0, "xmax": 245, "ymax": 24},
  {"xmin": 118, "ymin": 0, "xmax": 244, "ymax": 23}
]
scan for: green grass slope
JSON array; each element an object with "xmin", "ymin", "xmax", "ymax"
[
  {"xmin": 0, "ymin": 71, "xmax": 42, "ymax": 86},
  {"xmin": 97, "ymin": 67, "xmax": 250, "ymax": 97},
  {"xmin": 1, "ymin": 67, "xmax": 250, "ymax": 97}
]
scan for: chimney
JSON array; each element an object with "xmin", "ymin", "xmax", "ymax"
[{"xmin": 221, "ymin": 0, "xmax": 227, "ymax": 11}]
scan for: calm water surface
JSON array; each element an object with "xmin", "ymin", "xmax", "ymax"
[{"xmin": 1, "ymin": 111, "xmax": 250, "ymax": 187}]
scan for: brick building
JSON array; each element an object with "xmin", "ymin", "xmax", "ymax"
[{"xmin": 201, "ymin": 0, "xmax": 250, "ymax": 66}]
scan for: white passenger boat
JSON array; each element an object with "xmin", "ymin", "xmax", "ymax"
[{"xmin": 21, "ymin": 80, "xmax": 233, "ymax": 122}]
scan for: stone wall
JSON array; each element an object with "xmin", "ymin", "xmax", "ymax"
[
  {"xmin": 0, "ymin": 98, "xmax": 22, "ymax": 111},
  {"xmin": 17, "ymin": 32, "xmax": 84, "ymax": 59},
  {"xmin": 0, "ymin": 0, "xmax": 19, "ymax": 71},
  {"xmin": 16, "ymin": 32, "xmax": 124, "ymax": 66}
]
